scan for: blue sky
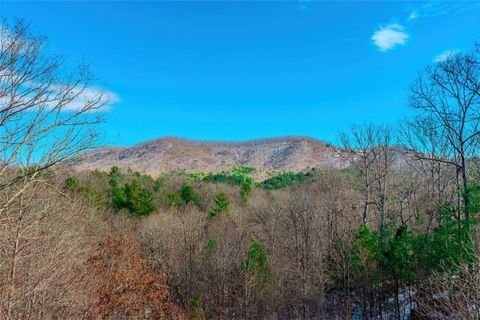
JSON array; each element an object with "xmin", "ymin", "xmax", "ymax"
[{"xmin": 3, "ymin": 1, "xmax": 479, "ymax": 145}]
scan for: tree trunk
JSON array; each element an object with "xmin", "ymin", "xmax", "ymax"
[
  {"xmin": 6, "ymin": 230, "xmax": 20, "ymax": 320},
  {"xmin": 461, "ymin": 156, "xmax": 470, "ymax": 220},
  {"xmin": 363, "ymin": 173, "xmax": 370, "ymax": 225}
]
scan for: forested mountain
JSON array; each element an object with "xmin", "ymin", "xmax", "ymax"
[{"xmin": 73, "ymin": 136, "xmax": 348, "ymax": 176}]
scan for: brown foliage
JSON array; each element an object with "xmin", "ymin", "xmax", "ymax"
[
  {"xmin": 88, "ymin": 233, "xmax": 186, "ymax": 319},
  {"xmin": 0, "ymin": 183, "xmax": 106, "ymax": 319}
]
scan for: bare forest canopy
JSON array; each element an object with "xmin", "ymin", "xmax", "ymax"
[{"xmin": 0, "ymin": 19, "xmax": 479, "ymax": 320}]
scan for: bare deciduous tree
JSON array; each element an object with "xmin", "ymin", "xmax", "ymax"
[
  {"xmin": 400, "ymin": 116, "xmax": 457, "ymax": 204},
  {"xmin": 0, "ymin": 182, "xmax": 108, "ymax": 319},
  {"xmin": 340, "ymin": 124, "xmax": 395, "ymax": 226},
  {"xmin": 0, "ymin": 19, "xmax": 110, "ymax": 211},
  {"xmin": 408, "ymin": 45, "xmax": 480, "ymax": 217},
  {"xmin": 0, "ymin": 19, "xmax": 112, "ymax": 320}
]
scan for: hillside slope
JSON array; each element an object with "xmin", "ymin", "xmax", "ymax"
[{"xmin": 72, "ymin": 136, "xmax": 349, "ymax": 176}]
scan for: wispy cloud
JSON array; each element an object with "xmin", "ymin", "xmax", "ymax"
[
  {"xmin": 371, "ymin": 24, "xmax": 408, "ymax": 52},
  {"xmin": 434, "ymin": 50, "xmax": 459, "ymax": 63},
  {"xmin": 407, "ymin": 1, "xmax": 478, "ymax": 22},
  {"xmin": 0, "ymin": 83, "xmax": 120, "ymax": 113},
  {"xmin": 60, "ymin": 87, "xmax": 120, "ymax": 112},
  {"xmin": 371, "ymin": 1, "xmax": 477, "ymax": 53},
  {"xmin": 298, "ymin": 0, "xmax": 312, "ymax": 12},
  {"xmin": 0, "ymin": 34, "xmax": 119, "ymax": 112},
  {"xmin": 408, "ymin": 10, "xmax": 418, "ymax": 21}
]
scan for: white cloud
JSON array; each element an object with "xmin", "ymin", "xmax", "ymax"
[
  {"xmin": 60, "ymin": 86, "xmax": 120, "ymax": 112},
  {"xmin": 370, "ymin": 1, "xmax": 477, "ymax": 53},
  {"xmin": 0, "ymin": 26, "xmax": 119, "ymax": 113},
  {"xmin": 0, "ymin": 83, "xmax": 119, "ymax": 113},
  {"xmin": 408, "ymin": 10, "xmax": 418, "ymax": 21},
  {"xmin": 371, "ymin": 24, "xmax": 409, "ymax": 52},
  {"xmin": 434, "ymin": 50, "xmax": 459, "ymax": 63}
]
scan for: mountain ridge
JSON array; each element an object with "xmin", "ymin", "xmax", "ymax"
[{"xmin": 72, "ymin": 136, "xmax": 349, "ymax": 176}]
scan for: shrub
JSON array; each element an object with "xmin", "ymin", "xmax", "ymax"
[
  {"xmin": 204, "ymin": 172, "xmax": 245, "ymax": 185},
  {"xmin": 240, "ymin": 178, "xmax": 252, "ymax": 204},
  {"xmin": 205, "ymin": 237, "xmax": 217, "ymax": 255},
  {"xmin": 208, "ymin": 192, "xmax": 230, "ymax": 217},
  {"xmin": 111, "ymin": 187, "xmax": 127, "ymax": 209},
  {"xmin": 185, "ymin": 172, "xmax": 206, "ymax": 181},
  {"xmin": 232, "ymin": 165, "xmax": 256, "ymax": 175},
  {"xmin": 124, "ymin": 181, "xmax": 156, "ymax": 215},
  {"xmin": 241, "ymin": 237, "xmax": 272, "ymax": 285},
  {"xmin": 167, "ymin": 192, "xmax": 184, "ymax": 209},
  {"xmin": 153, "ymin": 179, "xmax": 163, "ymax": 192},
  {"xmin": 64, "ymin": 177, "xmax": 79, "ymax": 190},
  {"xmin": 203, "ymin": 166, "xmax": 255, "ymax": 186},
  {"xmin": 257, "ymin": 171, "xmax": 305, "ymax": 190},
  {"xmin": 180, "ymin": 184, "xmax": 201, "ymax": 206},
  {"xmin": 202, "ymin": 167, "xmax": 254, "ymax": 203},
  {"xmin": 111, "ymin": 180, "xmax": 156, "ymax": 215},
  {"xmin": 109, "ymin": 177, "xmax": 119, "ymax": 188},
  {"xmin": 109, "ymin": 166, "xmax": 121, "ymax": 177}
]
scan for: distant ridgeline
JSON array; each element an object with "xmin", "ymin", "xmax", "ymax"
[{"xmin": 71, "ymin": 136, "xmax": 350, "ymax": 176}]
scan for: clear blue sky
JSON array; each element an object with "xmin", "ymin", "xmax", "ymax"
[{"xmin": 3, "ymin": 1, "xmax": 479, "ymax": 145}]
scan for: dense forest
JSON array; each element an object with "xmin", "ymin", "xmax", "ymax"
[{"xmin": 0, "ymin": 20, "xmax": 479, "ymax": 319}]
